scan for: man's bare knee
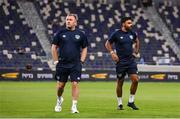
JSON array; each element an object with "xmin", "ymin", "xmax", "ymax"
[
  {"xmin": 57, "ymin": 82, "xmax": 66, "ymax": 89},
  {"xmin": 130, "ymin": 75, "xmax": 139, "ymax": 83},
  {"xmin": 72, "ymin": 81, "xmax": 78, "ymax": 88}
]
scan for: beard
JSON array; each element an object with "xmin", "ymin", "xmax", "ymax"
[
  {"xmin": 125, "ymin": 26, "xmax": 132, "ymax": 31},
  {"xmin": 67, "ymin": 26, "xmax": 72, "ymax": 29},
  {"xmin": 66, "ymin": 24, "xmax": 72, "ymax": 29}
]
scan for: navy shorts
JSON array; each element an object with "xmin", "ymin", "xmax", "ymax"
[
  {"xmin": 55, "ymin": 62, "xmax": 82, "ymax": 82},
  {"xmin": 116, "ymin": 60, "xmax": 138, "ymax": 80}
]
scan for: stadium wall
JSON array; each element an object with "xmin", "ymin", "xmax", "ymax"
[{"xmin": 0, "ymin": 65, "xmax": 180, "ymax": 82}]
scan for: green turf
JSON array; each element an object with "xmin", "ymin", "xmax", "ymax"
[{"xmin": 0, "ymin": 81, "xmax": 180, "ymax": 118}]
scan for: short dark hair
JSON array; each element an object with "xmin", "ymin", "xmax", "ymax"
[
  {"xmin": 67, "ymin": 13, "xmax": 78, "ymax": 21},
  {"xmin": 121, "ymin": 17, "xmax": 132, "ymax": 23}
]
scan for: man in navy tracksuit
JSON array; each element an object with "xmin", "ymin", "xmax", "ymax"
[
  {"xmin": 105, "ymin": 17, "xmax": 140, "ymax": 110},
  {"xmin": 52, "ymin": 14, "xmax": 88, "ymax": 113}
]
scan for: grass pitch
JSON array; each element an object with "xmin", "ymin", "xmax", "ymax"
[{"xmin": 0, "ymin": 81, "xmax": 180, "ymax": 118}]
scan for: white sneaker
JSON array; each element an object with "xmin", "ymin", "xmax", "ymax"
[
  {"xmin": 55, "ymin": 97, "xmax": 64, "ymax": 112},
  {"xmin": 71, "ymin": 106, "xmax": 79, "ymax": 113}
]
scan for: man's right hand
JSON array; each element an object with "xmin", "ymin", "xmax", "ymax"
[
  {"xmin": 111, "ymin": 52, "xmax": 120, "ymax": 62},
  {"xmin": 54, "ymin": 60, "xmax": 59, "ymax": 65}
]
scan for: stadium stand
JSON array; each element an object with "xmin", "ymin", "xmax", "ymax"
[
  {"xmin": 34, "ymin": 0, "xmax": 179, "ymax": 69},
  {"xmin": 157, "ymin": 1, "xmax": 180, "ymax": 47},
  {"xmin": 0, "ymin": 0, "xmax": 179, "ymax": 71},
  {"xmin": 0, "ymin": 0, "xmax": 50, "ymax": 70}
]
